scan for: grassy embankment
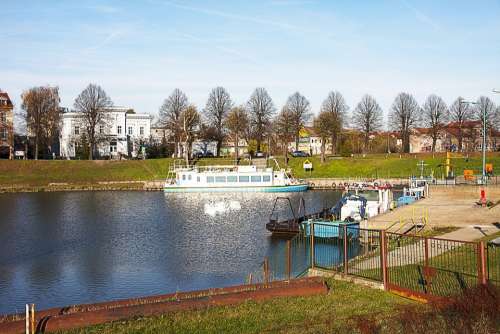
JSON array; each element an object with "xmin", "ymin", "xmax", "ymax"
[
  {"xmin": 57, "ymin": 279, "xmax": 415, "ymax": 334},
  {"xmin": 1, "ymin": 152, "xmax": 499, "ymax": 188}
]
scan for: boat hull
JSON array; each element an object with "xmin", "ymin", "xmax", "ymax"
[
  {"xmin": 163, "ymin": 184, "xmax": 309, "ymax": 193},
  {"xmin": 302, "ymin": 221, "xmax": 360, "ymax": 238}
]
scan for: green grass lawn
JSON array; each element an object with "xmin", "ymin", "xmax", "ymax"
[
  {"xmin": 278, "ymin": 152, "xmax": 500, "ymax": 179},
  {"xmin": 55, "ymin": 279, "xmax": 415, "ymax": 334},
  {"xmin": 1, "ymin": 152, "xmax": 499, "ymax": 187}
]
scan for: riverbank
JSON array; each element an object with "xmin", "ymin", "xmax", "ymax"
[{"xmin": 1, "ymin": 153, "xmax": 499, "ymax": 192}]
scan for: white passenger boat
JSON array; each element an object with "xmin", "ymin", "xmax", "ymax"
[{"xmin": 164, "ymin": 163, "xmax": 308, "ymax": 193}]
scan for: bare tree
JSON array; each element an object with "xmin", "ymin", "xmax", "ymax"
[
  {"xmin": 475, "ymin": 96, "xmax": 497, "ymax": 150},
  {"xmin": 389, "ymin": 93, "xmax": 421, "ymax": 153},
  {"xmin": 180, "ymin": 105, "xmax": 200, "ymax": 165},
  {"xmin": 247, "ymin": 88, "xmax": 275, "ymax": 152},
  {"xmin": 285, "ymin": 92, "xmax": 312, "ymax": 151},
  {"xmin": 351, "ymin": 94, "xmax": 382, "ymax": 153},
  {"xmin": 321, "ymin": 91, "xmax": 349, "ymax": 154},
  {"xmin": 159, "ymin": 89, "xmax": 189, "ymax": 158},
  {"xmin": 313, "ymin": 111, "xmax": 338, "ymax": 163},
  {"xmin": 274, "ymin": 107, "xmax": 294, "ymax": 167},
  {"xmin": 422, "ymin": 94, "xmax": 448, "ymax": 152},
  {"xmin": 225, "ymin": 106, "xmax": 249, "ymax": 163},
  {"xmin": 21, "ymin": 86, "xmax": 60, "ymax": 160},
  {"xmin": 449, "ymin": 97, "xmax": 472, "ymax": 152},
  {"xmin": 74, "ymin": 84, "xmax": 113, "ymax": 160},
  {"xmin": 204, "ymin": 87, "xmax": 232, "ymax": 156}
]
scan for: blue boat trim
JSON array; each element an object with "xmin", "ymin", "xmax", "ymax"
[{"xmin": 164, "ymin": 184, "xmax": 308, "ymax": 193}]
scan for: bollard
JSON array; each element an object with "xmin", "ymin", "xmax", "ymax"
[
  {"xmin": 25, "ymin": 304, "xmax": 29, "ymax": 334},
  {"xmin": 30, "ymin": 304, "xmax": 35, "ymax": 334}
]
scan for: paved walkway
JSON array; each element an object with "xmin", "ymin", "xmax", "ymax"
[{"xmin": 367, "ymin": 185, "xmax": 500, "ymax": 230}]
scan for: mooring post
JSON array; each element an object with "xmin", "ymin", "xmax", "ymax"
[
  {"xmin": 381, "ymin": 230, "xmax": 388, "ymax": 290},
  {"xmin": 263, "ymin": 257, "xmax": 269, "ymax": 284},
  {"xmin": 25, "ymin": 304, "xmax": 29, "ymax": 334},
  {"xmin": 286, "ymin": 239, "xmax": 291, "ymax": 280},
  {"xmin": 30, "ymin": 304, "xmax": 35, "ymax": 334},
  {"xmin": 343, "ymin": 224, "xmax": 348, "ymax": 275},
  {"xmin": 310, "ymin": 223, "xmax": 315, "ymax": 269}
]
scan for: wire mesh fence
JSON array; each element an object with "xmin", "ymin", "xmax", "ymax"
[
  {"xmin": 255, "ymin": 223, "xmax": 496, "ymax": 300},
  {"xmin": 487, "ymin": 242, "xmax": 500, "ymax": 286}
]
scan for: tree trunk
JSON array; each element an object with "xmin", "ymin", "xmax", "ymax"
[
  {"xmin": 283, "ymin": 143, "xmax": 288, "ymax": 167},
  {"xmin": 364, "ymin": 133, "xmax": 369, "ymax": 154},
  {"xmin": 89, "ymin": 141, "xmax": 93, "ymax": 160},
  {"xmin": 234, "ymin": 134, "xmax": 239, "ymax": 165},
  {"xmin": 457, "ymin": 127, "xmax": 463, "ymax": 152},
  {"xmin": 216, "ymin": 140, "xmax": 221, "ymax": 157},
  {"xmin": 34, "ymin": 135, "xmax": 39, "ymax": 160},
  {"xmin": 256, "ymin": 139, "xmax": 261, "ymax": 152},
  {"xmin": 295, "ymin": 135, "xmax": 299, "ymax": 151},
  {"xmin": 320, "ymin": 140, "xmax": 325, "ymax": 163},
  {"xmin": 330, "ymin": 135, "xmax": 336, "ymax": 155},
  {"xmin": 431, "ymin": 136, "xmax": 437, "ymax": 152}
]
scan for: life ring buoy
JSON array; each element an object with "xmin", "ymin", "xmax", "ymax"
[
  {"xmin": 374, "ymin": 182, "xmax": 379, "ymax": 187},
  {"xmin": 332, "ymin": 182, "xmax": 336, "ymax": 189},
  {"xmin": 310, "ymin": 182, "xmax": 315, "ymax": 187},
  {"xmin": 344, "ymin": 182, "xmax": 349, "ymax": 187},
  {"xmin": 353, "ymin": 183, "xmax": 359, "ymax": 188}
]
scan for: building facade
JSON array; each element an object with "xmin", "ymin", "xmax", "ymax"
[
  {"xmin": 288, "ymin": 127, "xmax": 331, "ymax": 155},
  {"xmin": 59, "ymin": 107, "xmax": 152, "ymax": 159},
  {"xmin": 0, "ymin": 92, "xmax": 14, "ymax": 159}
]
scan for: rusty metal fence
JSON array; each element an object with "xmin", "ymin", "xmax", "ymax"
[{"xmin": 262, "ymin": 223, "xmax": 498, "ymax": 301}]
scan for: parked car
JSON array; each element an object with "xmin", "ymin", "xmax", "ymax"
[
  {"xmin": 193, "ymin": 151, "xmax": 214, "ymax": 159},
  {"xmin": 291, "ymin": 150, "xmax": 310, "ymax": 157},
  {"xmin": 254, "ymin": 151, "xmax": 265, "ymax": 158}
]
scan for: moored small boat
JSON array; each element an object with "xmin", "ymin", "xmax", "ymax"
[{"xmin": 164, "ymin": 162, "xmax": 308, "ymax": 193}]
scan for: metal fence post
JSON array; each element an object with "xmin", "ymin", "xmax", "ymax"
[
  {"xmin": 343, "ymin": 224, "xmax": 348, "ymax": 275},
  {"xmin": 263, "ymin": 257, "xmax": 269, "ymax": 284},
  {"xmin": 424, "ymin": 237, "xmax": 429, "ymax": 268},
  {"xmin": 381, "ymin": 230, "xmax": 388, "ymax": 290},
  {"xmin": 286, "ymin": 239, "xmax": 291, "ymax": 280},
  {"xmin": 479, "ymin": 241, "xmax": 487, "ymax": 285},
  {"xmin": 310, "ymin": 223, "xmax": 315, "ymax": 269}
]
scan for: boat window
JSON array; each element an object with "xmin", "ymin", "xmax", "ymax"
[
  {"xmin": 215, "ymin": 176, "xmax": 226, "ymax": 183},
  {"xmin": 239, "ymin": 176, "xmax": 249, "ymax": 182},
  {"xmin": 188, "ymin": 174, "xmax": 192, "ymax": 181},
  {"xmin": 207, "ymin": 176, "xmax": 214, "ymax": 183},
  {"xmin": 182, "ymin": 174, "xmax": 186, "ymax": 181},
  {"xmin": 227, "ymin": 175, "xmax": 237, "ymax": 182},
  {"xmin": 262, "ymin": 175, "xmax": 271, "ymax": 182},
  {"xmin": 251, "ymin": 175, "xmax": 261, "ymax": 182},
  {"xmin": 197, "ymin": 176, "xmax": 200, "ymax": 182}
]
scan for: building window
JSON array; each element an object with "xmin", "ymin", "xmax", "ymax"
[
  {"xmin": 128, "ymin": 126, "xmax": 133, "ymax": 135},
  {"xmin": 239, "ymin": 175, "xmax": 249, "ymax": 182},
  {"xmin": 140, "ymin": 127, "xmax": 144, "ymax": 135},
  {"xmin": 0, "ymin": 112, "xmax": 5, "ymax": 123},
  {"xmin": 0, "ymin": 128, "xmax": 7, "ymax": 140},
  {"xmin": 99, "ymin": 125, "xmax": 104, "ymax": 134},
  {"xmin": 251, "ymin": 175, "xmax": 262, "ymax": 182},
  {"xmin": 117, "ymin": 126, "xmax": 122, "ymax": 134},
  {"xmin": 74, "ymin": 126, "xmax": 80, "ymax": 135}
]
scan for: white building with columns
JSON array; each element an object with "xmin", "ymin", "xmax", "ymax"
[{"xmin": 59, "ymin": 107, "xmax": 152, "ymax": 159}]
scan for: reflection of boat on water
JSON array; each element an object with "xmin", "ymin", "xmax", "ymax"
[{"xmin": 164, "ymin": 161, "xmax": 308, "ymax": 193}]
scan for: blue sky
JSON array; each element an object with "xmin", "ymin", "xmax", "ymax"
[{"xmin": 2, "ymin": 0, "xmax": 500, "ymax": 126}]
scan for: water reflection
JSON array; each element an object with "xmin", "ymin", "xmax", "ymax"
[{"xmin": 0, "ymin": 190, "xmax": 341, "ymax": 314}]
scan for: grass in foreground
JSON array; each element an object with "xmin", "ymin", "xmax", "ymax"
[{"xmin": 56, "ymin": 279, "xmax": 414, "ymax": 334}]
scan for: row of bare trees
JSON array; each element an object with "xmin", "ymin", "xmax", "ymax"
[{"xmin": 158, "ymin": 87, "xmax": 500, "ymax": 163}]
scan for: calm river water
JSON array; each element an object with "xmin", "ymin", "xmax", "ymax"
[{"xmin": 0, "ymin": 190, "xmax": 341, "ymax": 314}]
